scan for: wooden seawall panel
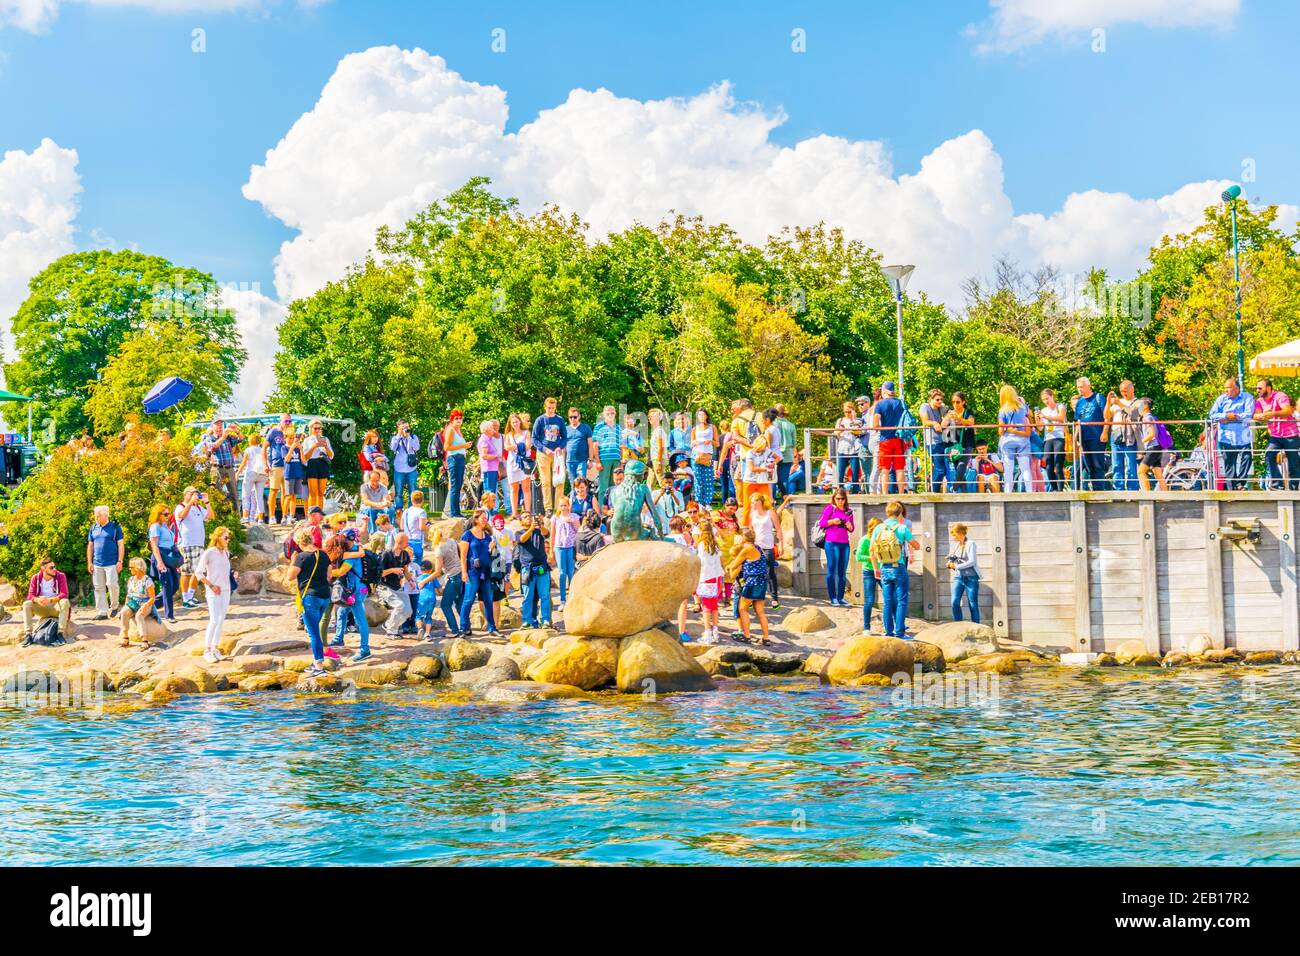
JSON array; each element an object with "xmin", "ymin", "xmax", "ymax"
[{"xmin": 791, "ymin": 492, "xmax": 1300, "ymax": 653}]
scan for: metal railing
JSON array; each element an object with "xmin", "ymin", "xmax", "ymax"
[{"xmin": 797, "ymin": 417, "xmax": 1299, "ymax": 495}]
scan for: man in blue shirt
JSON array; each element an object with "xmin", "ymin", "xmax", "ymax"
[
  {"xmin": 564, "ymin": 407, "xmax": 597, "ymax": 487},
  {"xmin": 86, "ymin": 504, "xmax": 125, "ymax": 620},
  {"xmin": 1071, "ymin": 377, "xmax": 1110, "ymax": 490},
  {"xmin": 531, "ymin": 396, "xmax": 567, "ymax": 514},
  {"xmin": 872, "ymin": 383, "xmax": 907, "ymax": 494},
  {"xmin": 1208, "ymin": 377, "xmax": 1256, "ymax": 490},
  {"xmin": 389, "ymin": 421, "xmax": 421, "ymax": 511}
]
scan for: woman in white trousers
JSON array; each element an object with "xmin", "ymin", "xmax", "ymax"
[{"xmin": 194, "ymin": 526, "xmax": 234, "ymax": 663}]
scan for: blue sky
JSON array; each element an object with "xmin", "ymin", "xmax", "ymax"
[{"xmin": 1, "ymin": 0, "xmax": 1296, "ymax": 407}]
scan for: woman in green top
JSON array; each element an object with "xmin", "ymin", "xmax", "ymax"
[{"xmin": 854, "ymin": 517, "xmax": 882, "ymax": 631}]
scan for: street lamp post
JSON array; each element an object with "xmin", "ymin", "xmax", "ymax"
[
  {"xmin": 881, "ymin": 264, "xmax": 915, "ymax": 404},
  {"xmin": 1222, "ymin": 184, "xmax": 1244, "ymax": 385}
]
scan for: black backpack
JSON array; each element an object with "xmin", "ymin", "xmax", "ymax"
[
  {"xmin": 361, "ymin": 549, "xmax": 382, "ymax": 588},
  {"xmin": 429, "ymin": 427, "xmax": 446, "ymax": 462},
  {"xmin": 24, "ymin": 617, "xmax": 64, "ymax": 647}
]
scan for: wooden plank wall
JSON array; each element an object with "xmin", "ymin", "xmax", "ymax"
[{"xmin": 788, "ymin": 492, "xmax": 1300, "ymax": 653}]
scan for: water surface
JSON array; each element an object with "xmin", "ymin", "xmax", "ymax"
[{"xmin": 3, "ymin": 668, "xmax": 1298, "ymax": 865}]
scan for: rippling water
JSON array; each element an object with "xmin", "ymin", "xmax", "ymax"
[{"xmin": 3, "ymin": 668, "xmax": 1299, "ymax": 866}]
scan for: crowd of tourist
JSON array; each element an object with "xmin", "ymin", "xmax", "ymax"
[{"xmin": 13, "ymin": 374, "xmax": 1299, "ymax": 659}]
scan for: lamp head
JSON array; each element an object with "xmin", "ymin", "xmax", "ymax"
[
  {"xmin": 882, "ymin": 264, "xmax": 915, "ymax": 301},
  {"xmin": 1221, "ymin": 184, "xmax": 1242, "ymax": 202}
]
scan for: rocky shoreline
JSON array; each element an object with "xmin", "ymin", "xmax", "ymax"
[{"xmin": 3, "ymin": 532, "xmax": 1296, "ymax": 709}]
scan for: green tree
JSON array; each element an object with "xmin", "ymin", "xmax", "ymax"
[
  {"xmin": 83, "ymin": 321, "xmax": 235, "ymax": 436},
  {"xmin": 4, "ymin": 250, "xmax": 245, "ymax": 444}
]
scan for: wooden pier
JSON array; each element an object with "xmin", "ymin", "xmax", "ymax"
[{"xmin": 786, "ymin": 492, "xmax": 1300, "ymax": 654}]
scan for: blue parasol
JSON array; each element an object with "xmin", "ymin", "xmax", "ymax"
[{"xmin": 142, "ymin": 376, "xmax": 194, "ymax": 414}]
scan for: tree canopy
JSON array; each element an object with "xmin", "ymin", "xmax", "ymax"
[{"xmin": 4, "ymin": 250, "xmax": 245, "ymax": 444}]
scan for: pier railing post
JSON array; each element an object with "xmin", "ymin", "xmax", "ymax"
[
  {"xmin": 921, "ymin": 501, "xmax": 938, "ymax": 622},
  {"xmin": 989, "ymin": 499, "xmax": 1009, "ymax": 640},
  {"xmin": 1281, "ymin": 501, "xmax": 1298, "ymax": 651},
  {"xmin": 1071, "ymin": 499, "xmax": 1091, "ymax": 651},
  {"xmin": 1140, "ymin": 500, "xmax": 1160, "ymax": 655},
  {"xmin": 1204, "ymin": 500, "xmax": 1226, "ymax": 649}
]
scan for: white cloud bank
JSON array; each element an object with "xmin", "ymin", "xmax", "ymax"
[
  {"xmin": 244, "ymin": 46, "xmax": 1296, "ymax": 315},
  {"xmin": 970, "ymin": 0, "xmax": 1241, "ymax": 53},
  {"xmin": 0, "ymin": 138, "xmax": 80, "ymax": 358}
]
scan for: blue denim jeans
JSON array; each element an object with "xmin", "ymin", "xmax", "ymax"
[
  {"xmin": 334, "ymin": 588, "xmax": 371, "ymax": 653},
  {"xmin": 862, "ymin": 571, "xmax": 877, "ymax": 630},
  {"xmin": 393, "ymin": 469, "xmax": 418, "ymax": 510},
  {"xmin": 880, "ymin": 568, "xmax": 909, "ymax": 637},
  {"xmin": 824, "ymin": 540, "xmax": 849, "ymax": 602},
  {"xmin": 360, "ymin": 506, "xmax": 391, "ymax": 534},
  {"xmin": 927, "ymin": 445, "xmax": 949, "ymax": 491},
  {"xmin": 440, "ymin": 574, "xmax": 463, "ymax": 632},
  {"xmin": 556, "ymin": 546, "xmax": 576, "ymax": 602},
  {"xmin": 836, "ymin": 455, "xmax": 860, "ymax": 493},
  {"xmin": 1265, "ymin": 435, "xmax": 1299, "ymax": 490},
  {"xmin": 301, "ymin": 593, "xmax": 330, "ymax": 661},
  {"xmin": 459, "ymin": 570, "xmax": 496, "ymax": 633},
  {"xmin": 446, "ymin": 454, "xmax": 466, "ymax": 517},
  {"xmin": 1111, "ymin": 441, "xmax": 1138, "ymax": 491},
  {"xmin": 482, "ymin": 469, "xmax": 500, "ymax": 501},
  {"xmin": 566, "ymin": 457, "xmax": 588, "ymax": 484},
  {"xmin": 522, "ymin": 567, "xmax": 553, "ymax": 627},
  {"xmin": 951, "ymin": 575, "xmax": 980, "ymax": 623}
]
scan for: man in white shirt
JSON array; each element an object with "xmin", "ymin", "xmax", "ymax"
[{"xmin": 174, "ymin": 486, "xmax": 212, "ymax": 609}]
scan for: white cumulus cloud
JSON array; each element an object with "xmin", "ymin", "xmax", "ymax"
[
  {"xmin": 220, "ymin": 282, "xmax": 284, "ymax": 414},
  {"xmin": 0, "ymin": 137, "xmax": 81, "ymax": 361},
  {"xmin": 970, "ymin": 0, "xmax": 1241, "ymax": 53},
  {"xmin": 244, "ymin": 46, "xmax": 1296, "ymax": 317}
]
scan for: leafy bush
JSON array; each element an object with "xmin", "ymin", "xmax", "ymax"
[{"xmin": 0, "ymin": 425, "xmax": 243, "ymax": 592}]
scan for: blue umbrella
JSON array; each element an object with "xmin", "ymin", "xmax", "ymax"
[{"xmin": 142, "ymin": 376, "xmax": 194, "ymax": 414}]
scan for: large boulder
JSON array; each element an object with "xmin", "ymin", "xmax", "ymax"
[
  {"xmin": 234, "ymin": 637, "xmax": 308, "ymax": 657},
  {"xmin": 296, "ymin": 673, "xmax": 346, "ymax": 694},
  {"xmin": 783, "ymin": 606, "xmax": 835, "ymax": 634},
  {"xmin": 173, "ymin": 666, "xmax": 218, "ymax": 694},
  {"xmin": 445, "ymin": 638, "xmax": 492, "ymax": 672},
  {"xmin": 0, "ymin": 582, "xmax": 18, "ymax": 606},
  {"xmin": 430, "ymin": 517, "xmax": 465, "ymax": 543},
  {"xmin": 485, "ymin": 680, "xmax": 587, "ymax": 703},
  {"xmin": 450, "ymin": 657, "xmax": 520, "ymax": 691},
  {"xmin": 743, "ymin": 646, "xmax": 806, "ymax": 674},
  {"xmin": 244, "ymin": 523, "xmax": 276, "ymax": 547},
  {"xmin": 233, "ymin": 549, "xmax": 276, "ymax": 572},
  {"xmin": 825, "ymin": 636, "xmax": 915, "ymax": 686},
  {"xmin": 1114, "ymin": 639, "xmax": 1149, "ymax": 665},
  {"xmin": 265, "ymin": 564, "xmax": 299, "ymax": 595},
  {"xmin": 918, "ymin": 621, "xmax": 997, "ymax": 664},
  {"xmin": 407, "ymin": 655, "xmax": 443, "ymax": 681},
  {"xmin": 339, "ymin": 662, "xmax": 405, "ymax": 687},
  {"xmin": 563, "ymin": 541, "xmax": 701, "ymax": 638},
  {"xmin": 909, "ymin": 641, "xmax": 947, "ymax": 674},
  {"xmin": 1186, "ymin": 634, "xmax": 1222, "ymax": 656},
  {"xmin": 124, "ymin": 613, "xmax": 169, "ymax": 644},
  {"xmin": 154, "ymin": 674, "xmax": 200, "ymax": 695},
  {"xmin": 615, "ymin": 628, "xmax": 715, "ymax": 694},
  {"xmin": 512, "ymin": 627, "xmax": 560, "ymax": 648},
  {"xmin": 235, "ymin": 571, "xmax": 264, "ymax": 595},
  {"xmin": 471, "ymin": 602, "xmax": 522, "ymax": 632},
  {"xmin": 363, "ymin": 597, "xmax": 387, "ymax": 627},
  {"xmin": 526, "ymin": 636, "xmax": 620, "ymax": 690}
]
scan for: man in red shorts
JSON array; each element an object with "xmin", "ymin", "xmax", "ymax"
[{"xmin": 872, "ymin": 381, "xmax": 908, "ymax": 495}]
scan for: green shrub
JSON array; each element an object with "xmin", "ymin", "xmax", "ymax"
[{"xmin": 0, "ymin": 426, "xmax": 243, "ymax": 592}]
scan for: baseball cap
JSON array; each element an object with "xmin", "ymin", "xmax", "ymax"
[{"xmin": 882, "ymin": 381, "xmax": 896, "ymax": 392}]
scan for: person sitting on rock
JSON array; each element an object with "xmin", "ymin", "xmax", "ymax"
[{"xmin": 24, "ymin": 556, "xmax": 73, "ymax": 642}]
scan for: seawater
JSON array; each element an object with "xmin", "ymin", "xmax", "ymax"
[{"xmin": 3, "ymin": 669, "xmax": 1299, "ymax": 865}]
